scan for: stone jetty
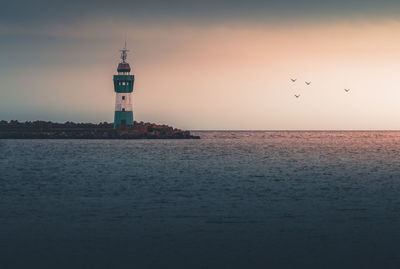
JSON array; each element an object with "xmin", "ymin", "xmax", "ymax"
[{"xmin": 0, "ymin": 120, "xmax": 200, "ymax": 139}]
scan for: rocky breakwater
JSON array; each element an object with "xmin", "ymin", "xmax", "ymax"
[{"xmin": 0, "ymin": 120, "xmax": 200, "ymax": 139}]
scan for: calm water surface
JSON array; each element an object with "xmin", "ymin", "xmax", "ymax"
[{"xmin": 1, "ymin": 131, "xmax": 400, "ymax": 268}]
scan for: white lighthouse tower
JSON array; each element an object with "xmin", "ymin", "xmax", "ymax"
[{"xmin": 113, "ymin": 41, "xmax": 135, "ymax": 128}]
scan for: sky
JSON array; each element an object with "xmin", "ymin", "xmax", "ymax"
[{"xmin": 2, "ymin": 1, "xmax": 400, "ymax": 130}]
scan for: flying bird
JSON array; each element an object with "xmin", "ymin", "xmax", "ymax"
[
  {"xmin": 305, "ymin": 81, "xmax": 311, "ymax": 85},
  {"xmin": 344, "ymin": 89, "xmax": 350, "ymax": 92},
  {"xmin": 291, "ymin": 78, "xmax": 297, "ymax": 82},
  {"xmin": 294, "ymin": 94, "xmax": 300, "ymax": 98}
]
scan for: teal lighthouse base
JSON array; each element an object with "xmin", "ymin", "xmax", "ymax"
[
  {"xmin": 113, "ymin": 42, "xmax": 135, "ymax": 129},
  {"xmin": 114, "ymin": 111, "xmax": 134, "ymax": 128}
]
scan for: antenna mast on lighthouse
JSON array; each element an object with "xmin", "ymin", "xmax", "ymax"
[{"xmin": 120, "ymin": 37, "xmax": 129, "ymax": 63}]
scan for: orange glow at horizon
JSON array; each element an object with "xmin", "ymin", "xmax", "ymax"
[{"xmin": 3, "ymin": 20, "xmax": 400, "ymax": 130}]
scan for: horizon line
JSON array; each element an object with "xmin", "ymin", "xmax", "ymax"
[{"xmin": 191, "ymin": 129, "xmax": 400, "ymax": 132}]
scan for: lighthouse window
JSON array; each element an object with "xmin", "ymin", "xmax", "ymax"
[{"xmin": 122, "ymin": 96, "xmax": 126, "ymax": 100}]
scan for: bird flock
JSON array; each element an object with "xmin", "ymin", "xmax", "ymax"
[{"xmin": 290, "ymin": 78, "xmax": 350, "ymax": 98}]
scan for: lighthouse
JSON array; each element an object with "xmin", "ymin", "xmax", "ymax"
[{"xmin": 113, "ymin": 42, "xmax": 135, "ymax": 128}]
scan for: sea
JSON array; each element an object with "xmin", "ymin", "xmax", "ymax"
[{"xmin": 1, "ymin": 131, "xmax": 400, "ymax": 269}]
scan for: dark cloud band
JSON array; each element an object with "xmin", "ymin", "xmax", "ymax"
[{"xmin": 2, "ymin": 0, "xmax": 400, "ymax": 25}]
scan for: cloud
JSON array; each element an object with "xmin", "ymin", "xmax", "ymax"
[{"xmin": 3, "ymin": 0, "xmax": 400, "ymax": 27}]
